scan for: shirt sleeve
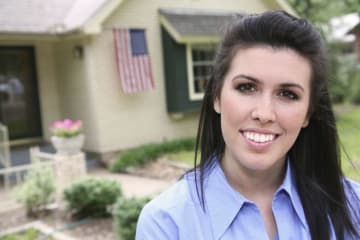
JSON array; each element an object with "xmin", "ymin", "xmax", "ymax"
[{"xmin": 136, "ymin": 202, "xmax": 179, "ymax": 240}]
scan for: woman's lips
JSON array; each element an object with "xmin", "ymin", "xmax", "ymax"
[
  {"xmin": 240, "ymin": 130, "xmax": 279, "ymax": 149},
  {"xmin": 242, "ymin": 131, "xmax": 276, "ymax": 143}
]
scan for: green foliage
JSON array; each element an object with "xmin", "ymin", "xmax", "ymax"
[
  {"xmin": 112, "ymin": 197, "xmax": 150, "ymax": 240},
  {"xmin": 330, "ymin": 54, "xmax": 360, "ymax": 104},
  {"xmin": 14, "ymin": 163, "xmax": 55, "ymax": 217},
  {"xmin": 0, "ymin": 228, "xmax": 55, "ymax": 240},
  {"xmin": 110, "ymin": 138, "xmax": 195, "ymax": 172},
  {"xmin": 0, "ymin": 228, "xmax": 54, "ymax": 240},
  {"xmin": 63, "ymin": 177, "xmax": 122, "ymax": 218}
]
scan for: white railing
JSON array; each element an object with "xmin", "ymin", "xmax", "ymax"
[
  {"xmin": 0, "ymin": 147, "xmax": 86, "ymax": 190},
  {"xmin": 0, "ymin": 123, "xmax": 10, "ymax": 169},
  {"xmin": 0, "ymin": 147, "xmax": 56, "ymax": 189},
  {"xmin": 0, "ymin": 147, "xmax": 86, "ymax": 212}
]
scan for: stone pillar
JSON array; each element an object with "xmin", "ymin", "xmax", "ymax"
[{"xmin": 54, "ymin": 153, "xmax": 86, "ymax": 202}]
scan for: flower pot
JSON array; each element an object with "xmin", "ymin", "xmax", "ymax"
[{"xmin": 51, "ymin": 134, "xmax": 85, "ymax": 155}]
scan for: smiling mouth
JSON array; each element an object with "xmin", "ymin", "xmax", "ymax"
[{"xmin": 242, "ymin": 131, "xmax": 278, "ymax": 143}]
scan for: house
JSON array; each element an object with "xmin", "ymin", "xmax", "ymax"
[
  {"xmin": 0, "ymin": 0, "xmax": 295, "ymax": 161},
  {"xmin": 327, "ymin": 12, "xmax": 360, "ymax": 59},
  {"xmin": 348, "ymin": 16, "xmax": 360, "ymax": 60}
]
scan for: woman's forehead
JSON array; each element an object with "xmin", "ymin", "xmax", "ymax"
[{"xmin": 225, "ymin": 46, "xmax": 312, "ymax": 86}]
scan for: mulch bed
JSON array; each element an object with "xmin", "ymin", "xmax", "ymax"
[{"xmin": 0, "ymin": 207, "xmax": 114, "ymax": 240}]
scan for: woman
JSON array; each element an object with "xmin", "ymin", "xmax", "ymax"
[{"xmin": 136, "ymin": 10, "xmax": 360, "ymax": 239}]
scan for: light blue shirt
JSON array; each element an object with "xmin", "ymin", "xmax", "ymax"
[{"xmin": 136, "ymin": 160, "xmax": 360, "ymax": 240}]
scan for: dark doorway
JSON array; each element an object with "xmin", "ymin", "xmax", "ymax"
[{"xmin": 0, "ymin": 47, "xmax": 42, "ymax": 140}]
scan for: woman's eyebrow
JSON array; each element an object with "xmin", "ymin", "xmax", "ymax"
[
  {"xmin": 280, "ymin": 83, "xmax": 305, "ymax": 92},
  {"xmin": 232, "ymin": 74, "xmax": 260, "ymax": 83},
  {"xmin": 233, "ymin": 74, "xmax": 305, "ymax": 92}
]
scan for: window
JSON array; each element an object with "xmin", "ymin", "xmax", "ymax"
[
  {"xmin": 187, "ymin": 44, "xmax": 216, "ymax": 100},
  {"xmin": 0, "ymin": 47, "xmax": 42, "ymax": 140}
]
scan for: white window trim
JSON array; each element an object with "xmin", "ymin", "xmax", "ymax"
[
  {"xmin": 186, "ymin": 44, "xmax": 205, "ymax": 101},
  {"xmin": 188, "ymin": 44, "xmax": 218, "ymax": 100}
]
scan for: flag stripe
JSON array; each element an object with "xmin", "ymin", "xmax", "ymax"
[{"xmin": 113, "ymin": 28, "xmax": 154, "ymax": 94}]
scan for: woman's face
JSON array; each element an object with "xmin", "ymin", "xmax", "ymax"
[{"xmin": 214, "ymin": 46, "xmax": 311, "ymax": 177}]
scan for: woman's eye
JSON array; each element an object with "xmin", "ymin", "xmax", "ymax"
[
  {"xmin": 236, "ymin": 83, "xmax": 256, "ymax": 93},
  {"xmin": 279, "ymin": 90, "xmax": 299, "ymax": 100}
]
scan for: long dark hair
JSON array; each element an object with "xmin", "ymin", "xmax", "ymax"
[{"xmin": 194, "ymin": 10, "xmax": 359, "ymax": 239}]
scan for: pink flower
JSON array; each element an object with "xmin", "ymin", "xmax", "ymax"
[{"xmin": 50, "ymin": 119, "xmax": 83, "ymax": 138}]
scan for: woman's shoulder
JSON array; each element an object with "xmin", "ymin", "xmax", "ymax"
[
  {"xmin": 344, "ymin": 178, "xmax": 360, "ymax": 201},
  {"xmin": 345, "ymin": 178, "xmax": 360, "ymax": 191},
  {"xmin": 136, "ymin": 175, "xmax": 200, "ymax": 239},
  {"xmin": 147, "ymin": 177, "xmax": 195, "ymax": 210},
  {"xmin": 138, "ymin": 173, "xmax": 200, "ymax": 221}
]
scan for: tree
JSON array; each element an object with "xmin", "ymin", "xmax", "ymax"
[
  {"xmin": 286, "ymin": 0, "xmax": 359, "ymax": 24},
  {"xmin": 286, "ymin": 0, "xmax": 360, "ymax": 104}
]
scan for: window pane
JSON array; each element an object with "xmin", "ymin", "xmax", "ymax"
[{"xmin": 191, "ymin": 44, "xmax": 216, "ymax": 94}]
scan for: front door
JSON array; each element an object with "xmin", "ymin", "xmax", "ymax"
[{"xmin": 0, "ymin": 47, "xmax": 42, "ymax": 140}]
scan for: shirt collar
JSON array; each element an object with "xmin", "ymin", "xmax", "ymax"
[
  {"xmin": 276, "ymin": 160, "xmax": 308, "ymax": 229},
  {"xmin": 204, "ymin": 160, "xmax": 247, "ymax": 239},
  {"xmin": 203, "ymin": 158, "xmax": 308, "ymax": 239}
]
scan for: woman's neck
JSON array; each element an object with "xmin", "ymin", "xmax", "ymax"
[
  {"xmin": 220, "ymin": 152, "xmax": 286, "ymax": 240},
  {"xmin": 220, "ymin": 153, "xmax": 286, "ymax": 201}
]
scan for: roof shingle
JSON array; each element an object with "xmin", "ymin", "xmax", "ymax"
[{"xmin": 0, "ymin": 0, "xmax": 108, "ymax": 34}]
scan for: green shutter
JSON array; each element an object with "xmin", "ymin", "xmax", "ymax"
[{"xmin": 161, "ymin": 27, "xmax": 202, "ymax": 113}]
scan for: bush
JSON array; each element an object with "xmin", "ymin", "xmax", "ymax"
[
  {"xmin": 14, "ymin": 163, "xmax": 55, "ymax": 217},
  {"xmin": 112, "ymin": 197, "xmax": 150, "ymax": 240},
  {"xmin": 329, "ymin": 52, "xmax": 360, "ymax": 104},
  {"xmin": 63, "ymin": 177, "xmax": 122, "ymax": 218},
  {"xmin": 111, "ymin": 138, "xmax": 195, "ymax": 172}
]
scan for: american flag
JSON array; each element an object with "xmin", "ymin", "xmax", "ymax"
[{"xmin": 113, "ymin": 28, "xmax": 154, "ymax": 93}]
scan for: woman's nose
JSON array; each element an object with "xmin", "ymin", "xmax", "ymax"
[{"xmin": 250, "ymin": 96, "xmax": 276, "ymax": 124}]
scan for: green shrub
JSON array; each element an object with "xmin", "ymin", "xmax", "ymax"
[
  {"xmin": 112, "ymin": 197, "xmax": 150, "ymax": 240},
  {"xmin": 111, "ymin": 138, "xmax": 195, "ymax": 171},
  {"xmin": 14, "ymin": 163, "xmax": 55, "ymax": 217},
  {"xmin": 63, "ymin": 177, "xmax": 122, "ymax": 218}
]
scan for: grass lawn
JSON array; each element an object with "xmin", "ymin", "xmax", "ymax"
[
  {"xmin": 336, "ymin": 105, "xmax": 360, "ymax": 181},
  {"xmin": 169, "ymin": 105, "xmax": 360, "ymax": 181},
  {"xmin": 166, "ymin": 150, "xmax": 195, "ymax": 167}
]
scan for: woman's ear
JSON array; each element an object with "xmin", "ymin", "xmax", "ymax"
[{"xmin": 214, "ymin": 97, "xmax": 221, "ymax": 114}]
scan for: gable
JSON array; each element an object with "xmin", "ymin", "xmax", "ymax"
[{"xmin": 159, "ymin": 8, "xmax": 241, "ymax": 43}]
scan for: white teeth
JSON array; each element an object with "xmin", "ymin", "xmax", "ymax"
[{"xmin": 243, "ymin": 131, "xmax": 275, "ymax": 143}]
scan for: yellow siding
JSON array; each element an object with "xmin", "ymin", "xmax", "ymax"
[
  {"xmin": 35, "ymin": 42, "xmax": 62, "ymax": 139},
  {"xmin": 53, "ymin": 39, "xmax": 103, "ymax": 151}
]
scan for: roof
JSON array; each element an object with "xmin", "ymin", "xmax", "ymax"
[
  {"xmin": 326, "ymin": 12, "xmax": 360, "ymax": 42},
  {"xmin": 0, "ymin": 0, "xmax": 294, "ymax": 36},
  {"xmin": 0, "ymin": 0, "xmax": 109, "ymax": 34},
  {"xmin": 159, "ymin": 8, "xmax": 241, "ymax": 43}
]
